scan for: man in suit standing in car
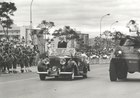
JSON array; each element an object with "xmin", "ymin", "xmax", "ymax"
[{"xmin": 58, "ymin": 37, "xmax": 67, "ymax": 48}]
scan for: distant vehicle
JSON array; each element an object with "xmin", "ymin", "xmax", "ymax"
[
  {"xmin": 109, "ymin": 36, "xmax": 140, "ymax": 81},
  {"xmin": 102, "ymin": 54, "xmax": 110, "ymax": 59},
  {"xmin": 90, "ymin": 54, "xmax": 99, "ymax": 59},
  {"xmin": 37, "ymin": 48, "xmax": 90, "ymax": 80}
]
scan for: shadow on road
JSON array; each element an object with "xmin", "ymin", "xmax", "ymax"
[
  {"xmin": 43, "ymin": 76, "xmax": 91, "ymax": 81},
  {"xmin": 117, "ymin": 78, "xmax": 140, "ymax": 82}
]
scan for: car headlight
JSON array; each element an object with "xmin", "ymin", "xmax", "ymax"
[
  {"xmin": 60, "ymin": 58, "xmax": 66, "ymax": 65},
  {"xmin": 115, "ymin": 50, "xmax": 123, "ymax": 57},
  {"xmin": 138, "ymin": 48, "xmax": 140, "ymax": 53},
  {"xmin": 42, "ymin": 58, "xmax": 50, "ymax": 65},
  {"xmin": 118, "ymin": 50, "xmax": 122, "ymax": 54}
]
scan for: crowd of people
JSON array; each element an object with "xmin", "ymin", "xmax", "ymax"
[{"xmin": 0, "ymin": 39, "xmax": 39, "ymax": 74}]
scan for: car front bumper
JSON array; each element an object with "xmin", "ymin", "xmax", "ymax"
[{"xmin": 37, "ymin": 70, "xmax": 73, "ymax": 76}]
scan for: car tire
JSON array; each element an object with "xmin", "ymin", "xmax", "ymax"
[
  {"xmin": 83, "ymin": 67, "xmax": 88, "ymax": 78},
  {"xmin": 117, "ymin": 62, "xmax": 128, "ymax": 80},
  {"xmin": 118, "ymin": 72, "xmax": 127, "ymax": 80},
  {"xmin": 39, "ymin": 74, "xmax": 46, "ymax": 80},
  {"xmin": 83, "ymin": 74, "xmax": 87, "ymax": 78},
  {"xmin": 109, "ymin": 61, "xmax": 117, "ymax": 81},
  {"xmin": 123, "ymin": 72, "xmax": 128, "ymax": 79}
]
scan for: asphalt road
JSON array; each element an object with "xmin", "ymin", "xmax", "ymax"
[{"xmin": 1, "ymin": 64, "xmax": 140, "ymax": 98}]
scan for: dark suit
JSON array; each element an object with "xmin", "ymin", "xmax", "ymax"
[{"xmin": 58, "ymin": 41, "xmax": 67, "ymax": 48}]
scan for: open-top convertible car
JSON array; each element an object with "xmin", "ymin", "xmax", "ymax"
[
  {"xmin": 109, "ymin": 36, "xmax": 140, "ymax": 81},
  {"xmin": 37, "ymin": 48, "xmax": 90, "ymax": 80}
]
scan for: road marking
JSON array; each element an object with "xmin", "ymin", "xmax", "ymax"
[{"xmin": 0, "ymin": 77, "xmax": 38, "ymax": 85}]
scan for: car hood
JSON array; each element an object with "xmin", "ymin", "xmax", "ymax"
[
  {"xmin": 116, "ymin": 46, "xmax": 140, "ymax": 59},
  {"xmin": 49, "ymin": 55, "xmax": 71, "ymax": 59}
]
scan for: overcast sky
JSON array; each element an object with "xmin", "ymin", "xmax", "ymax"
[{"xmin": 2, "ymin": 0, "xmax": 140, "ymax": 37}]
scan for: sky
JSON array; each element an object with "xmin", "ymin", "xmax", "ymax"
[{"xmin": 2, "ymin": 0, "xmax": 140, "ymax": 38}]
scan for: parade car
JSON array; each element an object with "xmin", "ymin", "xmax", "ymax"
[
  {"xmin": 102, "ymin": 54, "xmax": 110, "ymax": 59},
  {"xmin": 37, "ymin": 48, "xmax": 90, "ymax": 80},
  {"xmin": 90, "ymin": 54, "xmax": 99, "ymax": 59},
  {"xmin": 109, "ymin": 36, "xmax": 140, "ymax": 81}
]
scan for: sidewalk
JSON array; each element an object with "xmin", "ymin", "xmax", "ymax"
[
  {"xmin": 0, "ymin": 66, "xmax": 38, "ymax": 76},
  {"xmin": 0, "ymin": 66, "xmax": 37, "ymax": 74},
  {"xmin": 16, "ymin": 66, "xmax": 37, "ymax": 73}
]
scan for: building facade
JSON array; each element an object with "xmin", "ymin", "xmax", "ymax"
[
  {"xmin": 0, "ymin": 25, "xmax": 32, "ymax": 45},
  {"xmin": 0, "ymin": 24, "xmax": 20, "ymax": 40}
]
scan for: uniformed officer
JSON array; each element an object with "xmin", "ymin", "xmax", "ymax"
[
  {"xmin": 0, "ymin": 53, "xmax": 3, "ymax": 75},
  {"xmin": 3, "ymin": 53, "xmax": 10, "ymax": 73},
  {"xmin": 12, "ymin": 53, "xmax": 18, "ymax": 73},
  {"xmin": 19, "ymin": 52, "xmax": 25, "ymax": 73}
]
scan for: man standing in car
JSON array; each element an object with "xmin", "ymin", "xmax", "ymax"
[{"xmin": 58, "ymin": 37, "xmax": 67, "ymax": 48}]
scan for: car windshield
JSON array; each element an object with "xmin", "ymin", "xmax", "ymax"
[
  {"xmin": 123, "ymin": 38, "xmax": 140, "ymax": 47},
  {"xmin": 49, "ymin": 48, "xmax": 76, "ymax": 56},
  {"xmin": 123, "ymin": 39, "xmax": 135, "ymax": 46}
]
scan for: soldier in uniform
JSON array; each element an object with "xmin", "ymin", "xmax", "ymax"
[
  {"xmin": 19, "ymin": 51, "xmax": 25, "ymax": 73},
  {"xmin": 29, "ymin": 50, "xmax": 35, "ymax": 67},
  {"xmin": 12, "ymin": 53, "xmax": 18, "ymax": 73},
  {"xmin": 3, "ymin": 53, "xmax": 10, "ymax": 73},
  {"xmin": 23, "ymin": 52, "xmax": 30, "ymax": 72},
  {"xmin": 0, "ymin": 53, "xmax": 3, "ymax": 75},
  {"xmin": 8, "ymin": 53, "xmax": 14, "ymax": 73}
]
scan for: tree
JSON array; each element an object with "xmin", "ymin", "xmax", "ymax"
[
  {"xmin": 53, "ymin": 28, "xmax": 62, "ymax": 37},
  {"xmin": 93, "ymin": 37, "xmax": 103, "ymax": 54},
  {"xmin": 103, "ymin": 30, "xmax": 112, "ymax": 38},
  {"xmin": 52, "ymin": 26, "xmax": 79, "ymax": 42},
  {"xmin": 30, "ymin": 20, "xmax": 55, "ymax": 53},
  {"xmin": 0, "ymin": 2, "xmax": 17, "ymax": 39},
  {"xmin": 102, "ymin": 30, "xmax": 112, "ymax": 51},
  {"xmin": 37, "ymin": 20, "xmax": 54, "ymax": 34},
  {"xmin": 31, "ymin": 20, "xmax": 55, "ymax": 42}
]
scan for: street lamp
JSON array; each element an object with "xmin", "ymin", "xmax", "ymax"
[
  {"xmin": 30, "ymin": 0, "xmax": 34, "ymax": 43},
  {"xmin": 100, "ymin": 13, "xmax": 110, "ymax": 37},
  {"xmin": 110, "ymin": 21, "xmax": 118, "ymax": 31},
  {"xmin": 30, "ymin": 0, "xmax": 34, "ymax": 29}
]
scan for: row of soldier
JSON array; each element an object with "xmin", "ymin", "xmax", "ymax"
[{"xmin": 0, "ymin": 40, "xmax": 39, "ymax": 74}]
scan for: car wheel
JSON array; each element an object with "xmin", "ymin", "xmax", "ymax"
[
  {"xmin": 117, "ymin": 62, "xmax": 128, "ymax": 80},
  {"xmin": 118, "ymin": 71, "xmax": 127, "ymax": 79},
  {"xmin": 39, "ymin": 74, "xmax": 46, "ymax": 80},
  {"xmin": 109, "ymin": 61, "xmax": 117, "ymax": 81},
  {"xmin": 83, "ymin": 67, "xmax": 88, "ymax": 78},
  {"xmin": 83, "ymin": 74, "xmax": 87, "ymax": 78},
  {"xmin": 124, "ymin": 72, "xmax": 128, "ymax": 79}
]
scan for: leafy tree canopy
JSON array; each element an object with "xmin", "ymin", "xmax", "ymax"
[
  {"xmin": 52, "ymin": 26, "xmax": 79, "ymax": 41},
  {"xmin": 31, "ymin": 20, "xmax": 55, "ymax": 38},
  {"xmin": 37, "ymin": 20, "xmax": 54, "ymax": 30},
  {"xmin": 0, "ymin": 2, "xmax": 17, "ymax": 37}
]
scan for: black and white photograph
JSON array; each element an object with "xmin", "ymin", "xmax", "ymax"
[{"xmin": 1, "ymin": 0, "xmax": 140, "ymax": 98}]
